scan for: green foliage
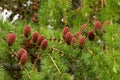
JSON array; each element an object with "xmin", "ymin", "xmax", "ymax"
[{"xmin": 0, "ymin": 0, "xmax": 120, "ymax": 80}]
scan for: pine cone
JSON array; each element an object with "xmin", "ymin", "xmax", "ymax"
[
  {"xmin": 94, "ymin": 21, "xmax": 102, "ymax": 31},
  {"xmin": 104, "ymin": 20, "xmax": 110, "ymax": 26},
  {"xmin": 33, "ymin": 13, "xmax": 38, "ymax": 19},
  {"xmin": 88, "ymin": 30, "xmax": 95, "ymax": 41},
  {"xmin": 32, "ymin": 17, "xmax": 38, "ymax": 23},
  {"xmin": 79, "ymin": 36, "xmax": 86, "ymax": 49},
  {"xmin": 74, "ymin": 32, "xmax": 80, "ymax": 39},
  {"xmin": 40, "ymin": 39, "xmax": 48, "ymax": 50},
  {"xmin": 80, "ymin": 24, "xmax": 87, "ymax": 34},
  {"xmin": 32, "ymin": 32, "xmax": 39, "ymax": 43},
  {"xmin": 23, "ymin": 25, "xmax": 31, "ymax": 37},
  {"xmin": 7, "ymin": 33, "xmax": 16, "ymax": 46},
  {"xmin": 71, "ymin": 37, "xmax": 77, "ymax": 46},
  {"xmin": 62, "ymin": 26, "xmax": 70, "ymax": 40},
  {"xmin": 20, "ymin": 52, "xmax": 28, "ymax": 65},
  {"xmin": 65, "ymin": 32, "xmax": 72, "ymax": 45},
  {"xmin": 17, "ymin": 48, "xmax": 26, "ymax": 60},
  {"xmin": 37, "ymin": 35, "xmax": 45, "ymax": 46}
]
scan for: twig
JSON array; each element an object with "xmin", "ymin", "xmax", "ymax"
[
  {"xmin": 24, "ymin": 67, "xmax": 31, "ymax": 80},
  {"xmin": 49, "ymin": 55, "xmax": 61, "ymax": 73},
  {"xmin": 33, "ymin": 54, "xmax": 40, "ymax": 66},
  {"xmin": 87, "ymin": 48, "xmax": 96, "ymax": 56}
]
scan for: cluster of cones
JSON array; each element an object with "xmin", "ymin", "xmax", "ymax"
[
  {"xmin": 23, "ymin": 25, "xmax": 48, "ymax": 50},
  {"xmin": 32, "ymin": 0, "xmax": 39, "ymax": 23},
  {"xmin": 32, "ymin": 12, "xmax": 38, "ymax": 23},
  {"xmin": 62, "ymin": 26, "xmax": 86, "ymax": 49},
  {"xmin": 6, "ymin": 25, "xmax": 48, "ymax": 65},
  {"xmin": 16, "ymin": 48, "xmax": 28, "ymax": 65},
  {"xmin": 62, "ymin": 20, "xmax": 110, "ymax": 49},
  {"xmin": 6, "ymin": 33, "xmax": 28, "ymax": 65}
]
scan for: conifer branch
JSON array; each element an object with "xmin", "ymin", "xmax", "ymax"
[
  {"xmin": 24, "ymin": 67, "xmax": 31, "ymax": 79},
  {"xmin": 87, "ymin": 48, "xmax": 111, "ymax": 78}
]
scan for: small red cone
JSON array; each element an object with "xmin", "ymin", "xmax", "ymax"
[
  {"xmin": 20, "ymin": 52, "xmax": 28, "ymax": 65},
  {"xmin": 74, "ymin": 32, "xmax": 80, "ymax": 39},
  {"xmin": 65, "ymin": 32, "xmax": 72, "ymax": 45},
  {"xmin": 37, "ymin": 35, "xmax": 45, "ymax": 46},
  {"xmin": 79, "ymin": 36, "xmax": 86, "ymax": 49},
  {"xmin": 40, "ymin": 39, "xmax": 48, "ymax": 50},
  {"xmin": 80, "ymin": 24, "xmax": 87, "ymax": 34},
  {"xmin": 33, "ymin": 13, "xmax": 38, "ymax": 18},
  {"xmin": 94, "ymin": 21, "xmax": 102, "ymax": 31},
  {"xmin": 104, "ymin": 20, "xmax": 110, "ymax": 26},
  {"xmin": 32, "ymin": 32, "xmax": 39, "ymax": 43},
  {"xmin": 32, "ymin": 17, "xmax": 38, "ymax": 23},
  {"xmin": 7, "ymin": 33, "xmax": 16, "ymax": 46},
  {"xmin": 17, "ymin": 48, "xmax": 26, "ymax": 60},
  {"xmin": 88, "ymin": 30, "xmax": 95, "ymax": 41},
  {"xmin": 62, "ymin": 26, "xmax": 70, "ymax": 40},
  {"xmin": 23, "ymin": 25, "xmax": 31, "ymax": 37},
  {"xmin": 71, "ymin": 37, "xmax": 77, "ymax": 46}
]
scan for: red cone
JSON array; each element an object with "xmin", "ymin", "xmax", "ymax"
[
  {"xmin": 71, "ymin": 37, "xmax": 77, "ymax": 45},
  {"xmin": 17, "ymin": 48, "xmax": 26, "ymax": 60},
  {"xmin": 37, "ymin": 35, "xmax": 45, "ymax": 45},
  {"xmin": 88, "ymin": 30, "xmax": 95, "ymax": 41},
  {"xmin": 33, "ymin": 13, "xmax": 38, "ymax": 18},
  {"xmin": 80, "ymin": 24, "xmax": 87, "ymax": 34},
  {"xmin": 23, "ymin": 25, "xmax": 31, "ymax": 37},
  {"xmin": 65, "ymin": 32, "xmax": 72, "ymax": 45},
  {"xmin": 20, "ymin": 52, "xmax": 28, "ymax": 65},
  {"xmin": 32, "ymin": 17, "xmax": 38, "ymax": 23},
  {"xmin": 79, "ymin": 36, "xmax": 86, "ymax": 49},
  {"xmin": 74, "ymin": 32, "xmax": 80, "ymax": 39},
  {"xmin": 7, "ymin": 33, "xmax": 16, "ymax": 46},
  {"xmin": 32, "ymin": 32, "xmax": 39, "ymax": 43},
  {"xmin": 62, "ymin": 26, "xmax": 70, "ymax": 39},
  {"xmin": 94, "ymin": 21, "xmax": 102, "ymax": 31},
  {"xmin": 41, "ymin": 39, "xmax": 48, "ymax": 50},
  {"xmin": 104, "ymin": 20, "xmax": 110, "ymax": 26}
]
